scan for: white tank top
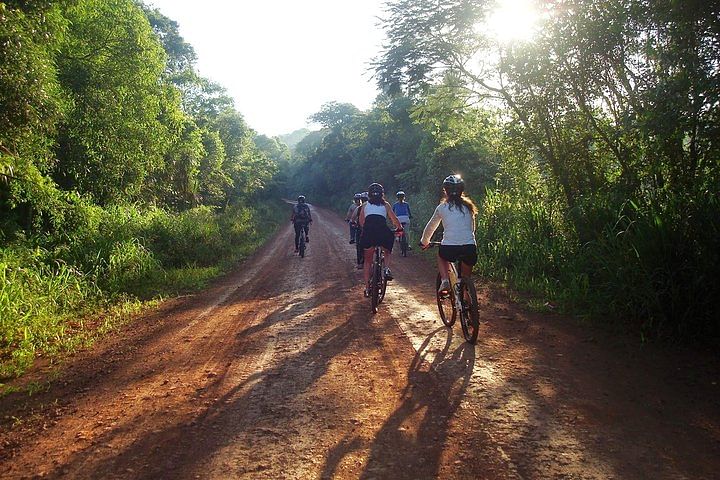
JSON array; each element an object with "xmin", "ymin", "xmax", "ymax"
[{"xmin": 364, "ymin": 203, "xmax": 387, "ymax": 218}]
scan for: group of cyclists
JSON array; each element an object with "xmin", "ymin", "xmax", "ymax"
[{"xmin": 291, "ymin": 174, "xmax": 478, "ymax": 298}]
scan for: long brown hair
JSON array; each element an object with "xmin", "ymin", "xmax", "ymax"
[{"xmin": 442, "ymin": 189, "xmax": 477, "ymax": 215}]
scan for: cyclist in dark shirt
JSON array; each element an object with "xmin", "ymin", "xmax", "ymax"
[{"xmin": 290, "ymin": 195, "xmax": 312, "ymax": 252}]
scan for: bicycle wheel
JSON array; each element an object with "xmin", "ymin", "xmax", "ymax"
[
  {"xmin": 399, "ymin": 233, "xmax": 408, "ymax": 257},
  {"xmin": 436, "ymin": 273, "xmax": 456, "ymax": 326},
  {"xmin": 459, "ymin": 280, "xmax": 480, "ymax": 344},
  {"xmin": 299, "ymin": 231, "xmax": 306, "ymax": 258},
  {"xmin": 378, "ymin": 268, "xmax": 387, "ymax": 304},
  {"xmin": 371, "ymin": 261, "xmax": 381, "ymax": 313}
]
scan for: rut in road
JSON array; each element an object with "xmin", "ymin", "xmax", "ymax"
[{"xmin": 1, "ymin": 204, "xmax": 719, "ymax": 479}]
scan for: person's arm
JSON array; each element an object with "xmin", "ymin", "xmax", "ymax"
[
  {"xmin": 385, "ymin": 202, "xmax": 402, "ymax": 229},
  {"xmin": 307, "ymin": 205, "xmax": 313, "ymax": 223},
  {"xmin": 420, "ymin": 205, "xmax": 443, "ymax": 247},
  {"xmin": 407, "ymin": 203, "xmax": 412, "ymax": 219}
]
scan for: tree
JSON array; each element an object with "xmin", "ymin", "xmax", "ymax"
[
  {"xmin": 53, "ymin": 0, "xmax": 171, "ymax": 205},
  {"xmin": 0, "ymin": 1, "xmax": 70, "ymax": 236}
]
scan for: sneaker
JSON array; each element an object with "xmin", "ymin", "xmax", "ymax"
[
  {"xmin": 384, "ymin": 267, "xmax": 393, "ymax": 281},
  {"xmin": 438, "ymin": 279, "xmax": 450, "ymax": 294},
  {"xmin": 294, "ymin": 247, "xmax": 299, "ymax": 253},
  {"xmin": 349, "ymin": 239, "xmax": 355, "ymax": 244}
]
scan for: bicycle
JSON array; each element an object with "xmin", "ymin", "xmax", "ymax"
[
  {"xmin": 294, "ymin": 222, "xmax": 309, "ymax": 258},
  {"xmin": 425, "ymin": 241, "xmax": 480, "ymax": 344},
  {"xmin": 397, "ymin": 223, "xmax": 409, "ymax": 257},
  {"xmin": 368, "ymin": 245, "xmax": 388, "ymax": 313}
]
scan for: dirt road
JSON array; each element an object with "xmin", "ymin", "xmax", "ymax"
[{"xmin": 1, "ymin": 205, "xmax": 719, "ymax": 479}]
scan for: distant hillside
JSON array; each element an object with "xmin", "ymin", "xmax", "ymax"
[{"xmin": 278, "ymin": 128, "xmax": 311, "ymax": 150}]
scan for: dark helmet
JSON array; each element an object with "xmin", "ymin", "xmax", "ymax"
[
  {"xmin": 396, "ymin": 190, "xmax": 406, "ymax": 198},
  {"xmin": 297, "ymin": 195, "xmax": 306, "ymax": 203},
  {"xmin": 443, "ymin": 175, "xmax": 464, "ymax": 196},
  {"xmin": 368, "ymin": 183, "xmax": 384, "ymax": 199}
]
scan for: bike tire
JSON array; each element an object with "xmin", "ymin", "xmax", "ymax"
[
  {"xmin": 371, "ymin": 262, "xmax": 380, "ymax": 313},
  {"xmin": 378, "ymin": 272, "xmax": 387, "ymax": 304},
  {"xmin": 299, "ymin": 233, "xmax": 306, "ymax": 258},
  {"xmin": 436, "ymin": 273, "xmax": 456, "ymax": 327},
  {"xmin": 459, "ymin": 280, "xmax": 480, "ymax": 344},
  {"xmin": 400, "ymin": 234, "xmax": 408, "ymax": 257}
]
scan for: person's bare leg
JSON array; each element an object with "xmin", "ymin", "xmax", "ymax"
[
  {"xmin": 437, "ymin": 256, "xmax": 450, "ymax": 281},
  {"xmin": 363, "ymin": 248, "xmax": 374, "ymax": 286}
]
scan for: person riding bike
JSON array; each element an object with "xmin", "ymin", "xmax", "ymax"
[
  {"xmin": 351, "ymin": 192, "xmax": 368, "ymax": 269},
  {"xmin": 291, "ymin": 195, "xmax": 313, "ymax": 252},
  {"xmin": 345, "ymin": 193, "xmax": 362, "ymax": 244},
  {"xmin": 358, "ymin": 183, "xmax": 403, "ymax": 297},
  {"xmin": 419, "ymin": 175, "xmax": 478, "ymax": 294},
  {"xmin": 392, "ymin": 190, "xmax": 413, "ymax": 249}
]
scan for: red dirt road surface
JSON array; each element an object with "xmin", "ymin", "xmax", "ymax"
[{"xmin": 1, "ymin": 205, "xmax": 719, "ymax": 479}]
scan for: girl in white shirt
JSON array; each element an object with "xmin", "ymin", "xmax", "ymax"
[
  {"xmin": 359, "ymin": 183, "xmax": 403, "ymax": 296},
  {"xmin": 420, "ymin": 175, "xmax": 478, "ymax": 293}
]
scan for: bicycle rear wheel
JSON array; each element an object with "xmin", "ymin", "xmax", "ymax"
[
  {"xmin": 399, "ymin": 234, "xmax": 408, "ymax": 257},
  {"xmin": 371, "ymin": 261, "xmax": 381, "ymax": 313},
  {"xmin": 378, "ymin": 272, "xmax": 387, "ymax": 304},
  {"xmin": 299, "ymin": 232, "xmax": 306, "ymax": 258},
  {"xmin": 459, "ymin": 280, "xmax": 480, "ymax": 344},
  {"xmin": 436, "ymin": 273, "xmax": 456, "ymax": 326}
]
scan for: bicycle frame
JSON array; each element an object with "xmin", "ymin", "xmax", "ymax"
[{"xmin": 369, "ymin": 245, "xmax": 387, "ymax": 313}]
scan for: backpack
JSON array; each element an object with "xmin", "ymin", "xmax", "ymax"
[{"xmin": 294, "ymin": 204, "xmax": 310, "ymax": 222}]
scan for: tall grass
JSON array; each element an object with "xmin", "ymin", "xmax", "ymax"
[
  {"xmin": 0, "ymin": 200, "xmax": 285, "ymax": 380},
  {"xmin": 475, "ymin": 183, "xmax": 720, "ymax": 342}
]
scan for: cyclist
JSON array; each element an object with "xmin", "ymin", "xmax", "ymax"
[
  {"xmin": 419, "ymin": 175, "xmax": 478, "ymax": 294},
  {"xmin": 392, "ymin": 190, "xmax": 413, "ymax": 249},
  {"xmin": 358, "ymin": 183, "xmax": 403, "ymax": 296},
  {"xmin": 291, "ymin": 195, "xmax": 312, "ymax": 252},
  {"xmin": 345, "ymin": 193, "xmax": 362, "ymax": 244},
  {"xmin": 351, "ymin": 192, "xmax": 368, "ymax": 269}
]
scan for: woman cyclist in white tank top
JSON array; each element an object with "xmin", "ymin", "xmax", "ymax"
[{"xmin": 359, "ymin": 183, "xmax": 403, "ymax": 297}]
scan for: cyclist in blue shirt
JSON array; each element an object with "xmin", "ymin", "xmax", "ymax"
[{"xmin": 392, "ymin": 191, "xmax": 413, "ymax": 249}]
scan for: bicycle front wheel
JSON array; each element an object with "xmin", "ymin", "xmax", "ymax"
[
  {"xmin": 371, "ymin": 262, "xmax": 381, "ymax": 313},
  {"xmin": 459, "ymin": 280, "xmax": 480, "ymax": 344},
  {"xmin": 436, "ymin": 273, "xmax": 456, "ymax": 326}
]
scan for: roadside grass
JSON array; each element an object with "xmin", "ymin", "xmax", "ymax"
[{"xmin": 0, "ymin": 199, "xmax": 285, "ymax": 390}]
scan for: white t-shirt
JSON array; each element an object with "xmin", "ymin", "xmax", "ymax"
[{"xmin": 421, "ymin": 202, "xmax": 476, "ymax": 246}]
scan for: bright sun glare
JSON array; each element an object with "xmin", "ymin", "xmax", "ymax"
[{"xmin": 487, "ymin": 0, "xmax": 542, "ymax": 43}]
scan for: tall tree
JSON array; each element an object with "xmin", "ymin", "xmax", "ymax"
[{"xmin": 53, "ymin": 0, "xmax": 172, "ymax": 205}]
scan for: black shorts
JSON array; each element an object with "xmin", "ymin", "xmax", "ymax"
[
  {"xmin": 360, "ymin": 216, "xmax": 394, "ymax": 251},
  {"xmin": 438, "ymin": 244, "xmax": 478, "ymax": 266}
]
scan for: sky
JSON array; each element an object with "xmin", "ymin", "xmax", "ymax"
[{"xmin": 147, "ymin": 0, "xmax": 387, "ymax": 137}]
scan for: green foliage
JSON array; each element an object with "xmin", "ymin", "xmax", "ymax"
[
  {"xmin": 0, "ymin": 246, "xmax": 99, "ymax": 377},
  {"xmin": 0, "ymin": 199, "xmax": 284, "ymax": 379},
  {"xmin": 53, "ymin": 0, "xmax": 171, "ymax": 204}
]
